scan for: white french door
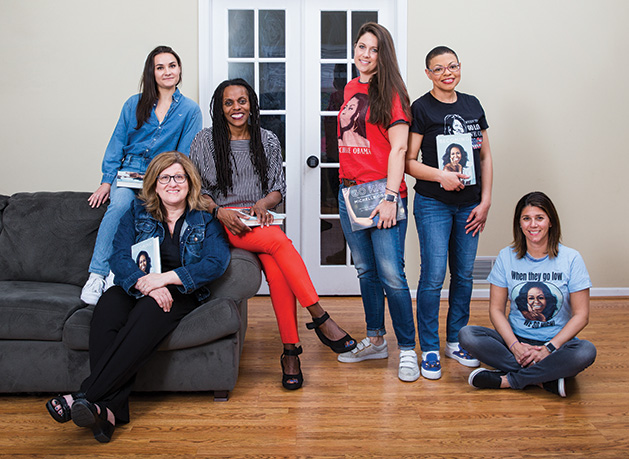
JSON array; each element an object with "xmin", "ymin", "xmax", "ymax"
[{"xmin": 200, "ymin": 0, "xmax": 407, "ymax": 294}]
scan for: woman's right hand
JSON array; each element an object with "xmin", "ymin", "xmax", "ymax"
[
  {"xmin": 88, "ymin": 183, "xmax": 111, "ymax": 208},
  {"xmin": 148, "ymin": 286, "xmax": 174, "ymax": 312},
  {"xmin": 217, "ymin": 207, "xmax": 251, "ymax": 236},
  {"xmin": 439, "ymin": 170, "xmax": 468, "ymax": 192}
]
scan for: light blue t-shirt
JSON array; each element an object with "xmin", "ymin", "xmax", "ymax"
[{"xmin": 487, "ymin": 244, "xmax": 591, "ymax": 342}]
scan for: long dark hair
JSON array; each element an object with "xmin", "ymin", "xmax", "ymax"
[
  {"xmin": 135, "ymin": 46, "xmax": 182, "ymax": 129},
  {"xmin": 354, "ymin": 22, "xmax": 411, "ymax": 128},
  {"xmin": 512, "ymin": 191, "xmax": 562, "ymax": 259},
  {"xmin": 210, "ymin": 79, "xmax": 268, "ymax": 197}
]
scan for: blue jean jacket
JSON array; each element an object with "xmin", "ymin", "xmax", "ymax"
[{"xmin": 110, "ymin": 199, "xmax": 230, "ymax": 302}]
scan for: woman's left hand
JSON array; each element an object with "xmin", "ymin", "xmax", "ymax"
[
  {"xmin": 371, "ymin": 200, "xmax": 397, "ymax": 229},
  {"xmin": 251, "ymin": 202, "xmax": 274, "ymax": 227},
  {"xmin": 135, "ymin": 273, "xmax": 168, "ymax": 296},
  {"xmin": 465, "ymin": 201, "xmax": 490, "ymax": 236},
  {"xmin": 148, "ymin": 287, "xmax": 174, "ymax": 312},
  {"xmin": 518, "ymin": 343, "xmax": 550, "ymax": 367}
]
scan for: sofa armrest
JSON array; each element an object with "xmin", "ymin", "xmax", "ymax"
[{"xmin": 209, "ymin": 248, "xmax": 261, "ymax": 301}]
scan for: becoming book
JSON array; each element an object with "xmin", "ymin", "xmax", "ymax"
[
  {"xmin": 231, "ymin": 208, "xmax": 285, "ymax": 227},
  {"xmin": 436, "ymin": 133, "xmax": 476, "ymax": 186},
  {"xmin": 116, "ymin": 171, "xmax": 144, "ymax": 189},
  {"xmin": 131, "ymin": 237, "xmax": 161, "ymax": 274},
  {"xmin": 341, "ymin": 178, "xmax": 406, "ymax": 232}
]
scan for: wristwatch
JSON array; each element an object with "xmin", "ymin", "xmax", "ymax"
[
  {"xmin": 212, "ymin": 205, "xmax": 221, "ymax": 219},
  {"xmin": 544, "ymin": 341, "xmax": 556, "ymax": 353},
  {"xmin": 383, "ymin": 194, "xmax": 398, "ymax": 203}
]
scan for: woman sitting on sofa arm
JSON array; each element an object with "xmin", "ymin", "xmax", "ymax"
[{"xmin": 45, "ymin": 151, "xmax": 230, "ymax": 442}]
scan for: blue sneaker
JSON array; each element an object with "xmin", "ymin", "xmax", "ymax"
[
  {"xmin": 421, "ymin": 352, "xmax": 441, "ymax": 380},
  {"xmin": 445, "ymin": 343, "xmax": 480, "ymax": 368}
]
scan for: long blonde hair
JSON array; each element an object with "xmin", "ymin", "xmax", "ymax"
[{"xmin": 139, "ymin": 151, "xmax": 205, "ymax": 221}]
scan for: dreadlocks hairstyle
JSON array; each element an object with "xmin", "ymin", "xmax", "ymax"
[
  {"xmin": 210, "ymin": 79, "xmax": 269, "ymax": 197},
  {"xmin": 136, "ymin": 45, "xmax": 182, "ymax": 130},
  {"xmin": 354, "ymin": 22, "xmax": 411, "ymax": 128}
]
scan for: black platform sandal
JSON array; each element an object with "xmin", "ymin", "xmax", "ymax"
[
  {"xmin": 45, "ymin": 392, "xmax": 85, "ymax": 423},
  {"xmin": 280, "ymin": 345, "xmax": 304, "ymax": 390},
  {"xmin": 71, "ymin": 399, "xmax": 115, "ymax": 443},
  {"xmin": 306, "ymin": 311, "xmax": 357, "ymax": 353}
]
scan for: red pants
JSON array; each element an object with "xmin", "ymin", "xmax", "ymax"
[{"xmin": 226, "ymin": 225, "xmax": 319, "ymax": 344}]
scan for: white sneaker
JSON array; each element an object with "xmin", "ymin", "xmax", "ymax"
[
  {"xmin": 80, "ymin": 273, "xmax": 105, "ymax": 305},
  {"xmin": 445, "ymin": 342, "xmax": 480, "ymax": 368},
  {"xmin": 338, "ymin": 337, "xmax": 388, "ymax": 363},
  {"xmin": 104, "ymin": 271, "xmax": 116, "ymax": 292},
  {"xmin": 398, "ymin": 350, "xmax": 420, "ymax": 382},
  {"xmin": 421, "ymin": 351, "xmax": 442, "ymax": 380}
]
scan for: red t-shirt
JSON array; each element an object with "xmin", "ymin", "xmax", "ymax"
[{"xmin": 337, "ymin": 78, "xmax": 409, "ymax": 197}]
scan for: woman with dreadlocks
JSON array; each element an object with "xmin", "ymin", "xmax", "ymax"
[{"xmin": 190, "ymin": 79, "xmax": 356, "ymax": 390}]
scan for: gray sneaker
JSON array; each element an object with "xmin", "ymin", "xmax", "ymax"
[{"xmin": 338, "ymin": 337, "xmax": 388, "ymax": 363}]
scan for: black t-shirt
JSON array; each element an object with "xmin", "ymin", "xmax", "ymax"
[
  {"xmin": 410, "ymin": 91, "xmax": 489, "ymax": 205},
  {"xmin": 160, "ymin": 212, "xmax": 186, "ymax": 272}
]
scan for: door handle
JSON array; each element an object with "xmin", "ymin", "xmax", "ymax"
[{"xmin": 306, "ymin": 155, "xmax": 319, "ymax": 168}]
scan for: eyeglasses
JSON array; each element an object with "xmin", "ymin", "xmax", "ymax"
[
  {"xmin": 427, "ymin": 63, "xmax": 461, "ymax": 76},
  {"xmin": 157, "ymin": 174, "xmax": 188, "ymax": 184}
]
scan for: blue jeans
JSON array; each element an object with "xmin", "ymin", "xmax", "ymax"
[
  {"xmin": 414, "ymin": 193, "xmax": 480, "ymax": 352},
  {"xmin": 338, "ymin": 188, "xmax": 416, "ymax": 350},
  {"xmin": 459, "ymin": 326, "xmax": 597, "ymax": 389},
  {"xmin": 88, "ymin": 178, "xmax": 138, "ymax": 276}
]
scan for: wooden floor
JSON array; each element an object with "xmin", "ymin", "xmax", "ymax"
[{"xmin": 1, "ymin": 296, "xmax": 628, "ymax": 458}]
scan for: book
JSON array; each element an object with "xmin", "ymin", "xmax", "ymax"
[
  {"xmin": 131, "ymin": 237, "xmax": 161, "ymax": 274},
  {"xmin": 116, "ymin": 171, "xmax": 144, "ymax": 189},
  {"xmin": 230, "ymin": 208, "xmax": 285, "ymax": 227},
  {"xmin": 341, "ymin": 178, "xmax": 406, "ymax": 232},
  {"xmin": 436, "ymin": 133, "xmax": 476, "ymax": 186}
]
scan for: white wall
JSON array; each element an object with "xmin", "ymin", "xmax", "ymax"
[
  {"xmin": 1, "ymin": 0, "xmax": 626, "ymax": 290},
  {"xmin": 405, "ymin": 0, "xmax": 628, "ymax": 291}
]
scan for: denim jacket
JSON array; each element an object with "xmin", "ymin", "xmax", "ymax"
[
  {"xmin": 110, "ymin": 199, "xmax": 230, "ymax": 302},
  {"xmin": 101, "ymin": 88, "xmax": 203, "ymax": 184}
]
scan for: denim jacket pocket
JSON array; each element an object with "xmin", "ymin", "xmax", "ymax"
[
  {"xmin": 135, "ymin": 219, "xmax": 158, "ymax": 239},
  {"xmin": 183, "ymin": 227, "xmax": 205, "ymax": 261}
]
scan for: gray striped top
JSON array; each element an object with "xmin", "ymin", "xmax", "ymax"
[{"xmin": 190, "ymin": 127, "xmax": 286, "ymax": 207}]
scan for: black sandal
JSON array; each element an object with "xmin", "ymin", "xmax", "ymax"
[
  {"xmin": 280, "ymin": 346, "xmax": 304, "ymax": 390},
  {"xmin": 45, "ymin": 392, "xmax": 85, "ymax": 423},
  {"xmin": 71, "ymin": 399, "xmax": 115, "ymax": 443},
  {"xmin": 306, "ymin": 311, "xmax": 357, "ymax": 353}
]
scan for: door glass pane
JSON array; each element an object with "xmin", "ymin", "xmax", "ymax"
[
  {"xmin": 321, "ymin": 219, "xmax": 346, "ymax": 266},
  {"xmin": 320, "ymin": 167, "xmax": 339, "ymax": 214},
  {"xmin": 259, "ymin": 63, "xmax": 285, "ymax": 110},
  {"xmin": 321, "ymin": 63, "xmax": 347, "ymax": 111},
  {"xmin": 351, "ymin": 11, "xmax": 378, "ymax": 44},
  {"xmin": 259, "ymin": 10, "xmax": 285, "ymax": 58},
  {"xmin": 228, "ymin": 10, "xmax": 254, "ymax": 58},
  {"xmin": 261, "ymin": 115, "xmax": 286, "ymax": 160},
  {"xmin": 228, "ymin": 63, "xmax": 255, "ymax": 87},
  {"xmin": 321, "ymin": 11, "xmax": 346, "ymax": 58},
  {"xmin": 321, "ymin": 115, "xmax": 339, "ymax": 163}
]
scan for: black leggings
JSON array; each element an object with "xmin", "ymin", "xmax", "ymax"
[{"xmin": 79, "ymin": 285, "xmax": 198, "ymax": 423}]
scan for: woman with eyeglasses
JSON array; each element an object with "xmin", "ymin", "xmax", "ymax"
[
  {"xmin": 45, "ymin": 152, "xmax": 230, "ymax": 442},
  {"xmin": 405, "ymin": 45, "xmax": 494, "ymax": 380},
  {"xmin": 81, "ymin": 46, "xmax": 202, "ymax": 306},
  {"xmin": 190, "ymin": 79, "xmax": 356, "ymax": 391}
]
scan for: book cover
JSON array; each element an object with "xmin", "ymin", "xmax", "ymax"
[
  {"xmin": 116, "ymin": 171, "xmax": 144, "ymax": 189},
  {"xmin": 231, "ymin": 208, "xmax": 285, "ymax": 227},
  {"xmin": 341, "ymin": 178, "xmax": 406, "ymax": 232},
  {"xmin": 131, "ymin": 237, "xmax": 161, "ymax": 274},
  {"xmin": 436, "ymin": 133, "xmax": 476, "ymax": 186}
]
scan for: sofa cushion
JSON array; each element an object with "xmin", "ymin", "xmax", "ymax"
[
  {"xmin": 0, "ymin": 192, "xmax": 106, "ymax": 287},
  {"xmin": 0, "ymin": 194, "xmax": 9, "ymax": 233},
  {"xmin": 64, "ymin": 297, "xmax": 241, "ymax": 351},
  {"xmin": 0, "ymin": 280, "xmax": 83, "ymax": 341}
]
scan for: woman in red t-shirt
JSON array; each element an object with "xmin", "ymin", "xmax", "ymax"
[{"xmin": 336, "ymin": 22, "xmax": 419, "ymax": 383}]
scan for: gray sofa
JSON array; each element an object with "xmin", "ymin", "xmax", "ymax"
[{"xmin": 0, "ymin": 192, "xmax": 261, "ymax": 400}]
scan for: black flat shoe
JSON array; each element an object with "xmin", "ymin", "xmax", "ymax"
[
  {"xmin": 281, "ymin": 345, "xmax": 304, "ymax": 390},
  {"xmin": 306, "ymin": 311, "xmax": 357, "ymax": 353},
  {"xmin": 71, "ymin": 399, "xmax": 115, "ymax": 443},
  {"xmin": 45, "ymin": 392, "xmax": 85, "ymax": 423}
]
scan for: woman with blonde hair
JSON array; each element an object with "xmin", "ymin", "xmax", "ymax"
[{"xmin": 46, "ymin": 152, "xmax": 230, "ymax": 442}]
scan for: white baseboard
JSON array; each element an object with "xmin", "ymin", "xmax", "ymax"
[{"xmin": 408, "ymin": 287, "xmax": 629, "ymax": 300}]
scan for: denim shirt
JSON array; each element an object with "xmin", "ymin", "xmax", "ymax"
[
  {"xmin": 101, "ymin": 88, "xmax": 203, "ymax": 184},
  {"xmin": 110, "ymin": 199, "xmax": 230, "ymax": 302}
]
